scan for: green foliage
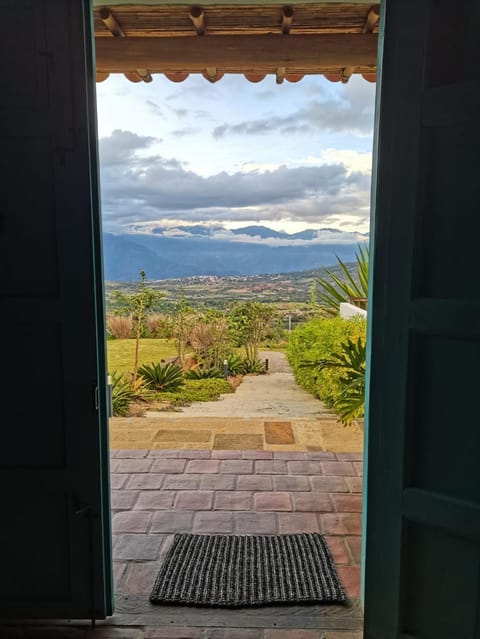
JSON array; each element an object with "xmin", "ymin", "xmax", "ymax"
[
  {"xmin": 110, "ymin": 371, "xmax": 148, "ymax": 417},
  {"xmin": 185, "ymin": 367, "xmax": 223, "ymax": 380},
  {"xmin": 226, "ymin": 354, "xmax": 244, "ymax": 376},
  {"xmin": 312, "ymin": 244, "xmax": 369, "ymax": 315},
  {"xmin": 229, "ymin": 301, "xmax": 278, "ymax": 360},
  {"xmin": 287, "ymin": 316, "xmax": 366, "ymax": 410},
  {"xmin": 316, "ymin": 337, "xmax": 366, "ymax": 425},
  {"xmin": 242, "ymin": 358, "xmax": 267, "ymax": 374},
  {"xmin": 137, "ymin": 362, "xmax": 184, "ymax": 391},
  {"xmin": 155, "ymin": 378, "xmax": 233, "ymax": 406}
]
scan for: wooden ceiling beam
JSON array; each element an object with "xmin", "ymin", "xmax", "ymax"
[{"xmin": 95, "ymin": 34, "xmax": 378, "ymax": 73}]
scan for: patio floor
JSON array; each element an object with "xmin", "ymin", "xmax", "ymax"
[{"xmin": 108, "ymin": 447, "xmax": 364, "ymax": 637}]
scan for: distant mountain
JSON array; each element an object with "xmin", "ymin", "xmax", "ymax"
[{"xmin": 102, "ymin": 231, "xmax": 363, "ymax": 281}]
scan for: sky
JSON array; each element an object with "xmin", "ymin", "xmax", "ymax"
[{"xmin": 95, "ymin": 73, "xmax": 376, "ymax": 242}]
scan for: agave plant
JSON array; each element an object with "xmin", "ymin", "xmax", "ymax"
[
  {"xmin": 313, "ymin": 244, "xmax": 369, "ymax": 316},
  {"xmin": 226, "ymin": 354, "xmax": 244, "ymax": 376},
  {"xmin": 137, "ymin": 362, "xmax": 184, "ymax": 391},
  {"xmin": 242, "ymin": 358, "xmax": 267, "ymax": 374},
  {"xmin": 110, "ymin": 371, "xmax": 148, "ymax": 416},
  {"xmin": 316, "ymin": 337, "xmax": 366, "ymax": 425},
  {"xmin": 185, "ymin": 367, "xmax": 223, "ymax": 380}
]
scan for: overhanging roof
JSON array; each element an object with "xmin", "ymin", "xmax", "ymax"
[{"xmin": 94, "ymin": 3, "xmax": 379, "ymax": 84}]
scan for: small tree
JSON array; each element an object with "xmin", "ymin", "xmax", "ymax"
[
  {"xmin": 111, "ymin": 271, "xmax": 164, "ymax": 383},
  {"xmin": 229, "ymin": 302, "xmax": 277, "ymax": 361},
  {"xmin": 170, "ymin": 288, "xmax": 197, "ymax": 364}
]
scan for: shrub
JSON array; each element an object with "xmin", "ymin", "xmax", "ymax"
[
  {"xmin": 110, "ymin": 371, "xmax": 148, "ymax": 416},
  {"xmin": 106, "ymin": 315, "xmax": 133, "ymax": 339},
  {"xmin": 185, "ymin": 367, "xmax": 223, "ymax": 380},
  {"xmin": 155, "ymin": 378, "xmax": 233, "ymax": 406},
  {"xmin": 287, "ymin": 316, "xmax": 366, "ymax": 409},
  {"xmin": 137, "ymin": 362, "xmax": 184, "ymax": 391},
  {"xmin": 242, "ymin": 358, "xmax": 267, "ymax": 374}
]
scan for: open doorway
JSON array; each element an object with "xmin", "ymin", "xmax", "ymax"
[{"xmin": 95, "ymin": 5, "xmax": 377, "ymax": 634}]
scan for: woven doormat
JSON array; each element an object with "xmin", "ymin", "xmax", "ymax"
[{"xmin": 150, "ymin": 533, "xmax": 346, "ymax": 607}]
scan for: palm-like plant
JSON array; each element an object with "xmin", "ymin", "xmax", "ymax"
[
  {"xmin": 111, "ymin": 371, "xmax": 148, "ymax": 416},
  {"xmin": 316, "ymin": 337, "xmax": 366, "ymax": 425},
  {"xmin": 185, "ymin": 367, "xmax": 223, "ymax": 380},
  {"xmin": 313, "ymin": 244, "xmax": 369, "ymax": 316},
  {"xmin": 137, "ymin": 362, "xmax": 184, "ymax": 391}
]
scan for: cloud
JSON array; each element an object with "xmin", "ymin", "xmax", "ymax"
[
  {"xmin": 98, "ymin": 129, "xmax": 158, "ymax": 166},
  {"xmin": 212, "ymin": 78, "xmax": 375, "ymax": 139}
]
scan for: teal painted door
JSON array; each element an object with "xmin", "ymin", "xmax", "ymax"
[
  {"xmin": 0, "ymin": 0, "xmax": 112, "ymax": 619},
  {"xmin": 364, "ymin": 0, "xmax": 480, "ymax": 637}
]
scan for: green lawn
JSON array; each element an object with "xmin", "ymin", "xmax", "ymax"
[{"xmin": 107, "ymin": 338, "xmax": 177, "ymax": 373}]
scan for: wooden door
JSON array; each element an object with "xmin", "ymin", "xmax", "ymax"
[
  {"xmin": 364, "ymin": 0, "xmax": 480, "ymax": 637},
  {"xmin": 0, "ymin": 0, "xmax": 112, "ymax": 619}
]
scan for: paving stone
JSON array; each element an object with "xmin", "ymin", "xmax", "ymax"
[
  {"xmin": 185, "ymin": 459, "xmax": 220, "ymax": 473},
  {"xmin": 203, "ymin": 629, "xmax": 263, "ymax": 638},
  {"xmin": 345, "ymin": 477, "xmax": 363, "ymax": 493},
  {"xmin": 242, "ymin": 450, "xmax": 273, "ymax": 459},
  {"xmin": 321, "ymin": 513, "xmax": 362, "ymax": 535},
  {"xmin": 213, "ymin": 434, "xmax": 264, "ymax": 450},
  {"xmin": 292, "ymin": 493, "xmax": 333, "ymax": 512},
  {"xmin": 254, "ymin": 492, "xmax": 292, "ymax": 511},
  {"xmin": 112, "ymin": 511, "xmax": 152, "ymax": 533},
  {"xmin": 336, "ymin": 565, "xmax": 361, "ymax": 598},
  {"xmin": 151, "ymin": 459, "xmax": 186, "ymax": 474},
  {"xmin": 163, "ymin": 474, "xmax": 202, "ymax": 490},
  {"xmin": 110, "ymin": 474, "xmax": 128, "ymax": 489},
  {"xmin": 255, "ymin": 460, "xmax": 287, "ymax": 474},
  {"xmin": 200, "ymin": 474, "xmax": 236, "ymax": 490},
  {"xmin": 178, "ymin": 450, "xmax": 212, "ymax": 459},
  {"xmin": 109, "ymin": 460, "xmax": 120, "ymax": 473},
  {"xmin": 193, "ymin": 511, "xmax": 234, "ymax": 533},
  {"xmin": 324, "ymin": 633, "xmax": 363, "ymax": 639},
  {"xmin": 287, "ymin": 461, "xmax": 323, "ymax": 475},
  {"xmin": 211, "ymin": 450, "xmax": 243, "ymax": 459},
  {"xmin": 234, "ymin": 512, "xmax": 277, "ymax": 534},
  {"xmin": 264, "ymin": 422, "xmax": 295, "ymax": 445},
  {"xmin": 335, "ymin": 453, "xmax": 364, "ymax": 461},
  {"xmin": 127, "ymin": 474, "xmax": 165, "ymax": 490},
  {"xmin": 264, "ymin": 631, "xmax": 321, "ymax": 639},
  {"xmin": 110, "ymin": 490, "xmax": 139, "ymax": 510},
  {"xmin": 324, "ymin": 536, "xmax": 350, "ymax": 565},
  {"xmin": 147, "ymin": 449, "xmax": 180, "ymax": 458},
  {"xmin": 116, "ymin": 459, "xmax": 153, "ymax": 474},
  {"xmin": 214, "ymin": 491, "xmax": 252, "ymax": 510},
  {"xmin": 346, "ymin": 536, "xmax": 362, "ymax": 563},
  {"xmin": 273, "ymin": 475, "xmax": 310, "ymax": 492},
  {"xmin": 332, "ymin": 494, "xmax": 363, "ymax": 513},
  {"xmin": 354, "ymin": 461, "xmax": 363, "ymax": 476},
  {"xmin": 154, "ymin": 430, "xmax": 212, "ymax": 443},
  {"xmin": 304, "ymin": 451, "xmax": 336, "ymax": 460},
  {"xmin": 144, "ymin": 629, "xmax": 203, "ymax": 639},
  {"xmin": 273, "ymin": 451, "xmax": 306, "ymax": 460},
  {"xmin": 134, "ymin": 491, "xmax": 175, "ymax": 510},
  {"xmin": 277, "ymin": 513, "xmax": 320, "ymax": 533},
  {"xmin": 310, "ymin": 476, "xmax": 348, "ymax": 493},
  {"xmin": 237, "ymin": 475, "xmax": 273, "ymax": 491},
  {"xmin": 151, "ymin": 511, "xmax": 194, "ymax": 533},
  {"xmin": 114, "ymin": 450, "xmax": 149, "ymax": 458},
  {"xmin": 113, "ymin": 562, "xmax": 127, "ymax": 589},
  {"xmin": 219, "ymin": 460, "xmax": 253, "ymax": 474},
  {"xmin": 175, "ymin": 490, "xmax": 213, "ymax": 510},
  {"xmin": 121, "ymin": 562, "xmax": 164, "ymax": 595},
  {"xmin": 114, "ymin": 534, "xmax": 161, "ymax": 560},
  {"xmin": 322, "ymin": 461, "xmax": 356, "ymax": 476}
]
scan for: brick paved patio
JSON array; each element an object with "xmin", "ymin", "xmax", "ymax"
[{"xmin": 109, "ymin": 448, "xmax": 364, "ymax": 637}]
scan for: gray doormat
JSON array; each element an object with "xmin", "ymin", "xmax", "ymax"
[{"xmin": 150, "ymin": 533, "xmax": 346, "ymax": 607}]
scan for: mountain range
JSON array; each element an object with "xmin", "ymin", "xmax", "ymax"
[{"xmin": 103, "ymin": 225, "xmax": 367, "ymax": 281}]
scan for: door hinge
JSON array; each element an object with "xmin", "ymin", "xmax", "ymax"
[{"xmin": 94, "ymin": 386, "xmax": 99, "ymax": 410}]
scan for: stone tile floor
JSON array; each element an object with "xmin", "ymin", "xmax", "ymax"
[{"xmin": 108, "ymin": 448, "xmax": 364, "ymax": 637}]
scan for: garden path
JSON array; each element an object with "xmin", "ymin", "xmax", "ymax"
[{"xmin": 149, "ymin": 351, "xmax": 334, "ymax": 418}]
